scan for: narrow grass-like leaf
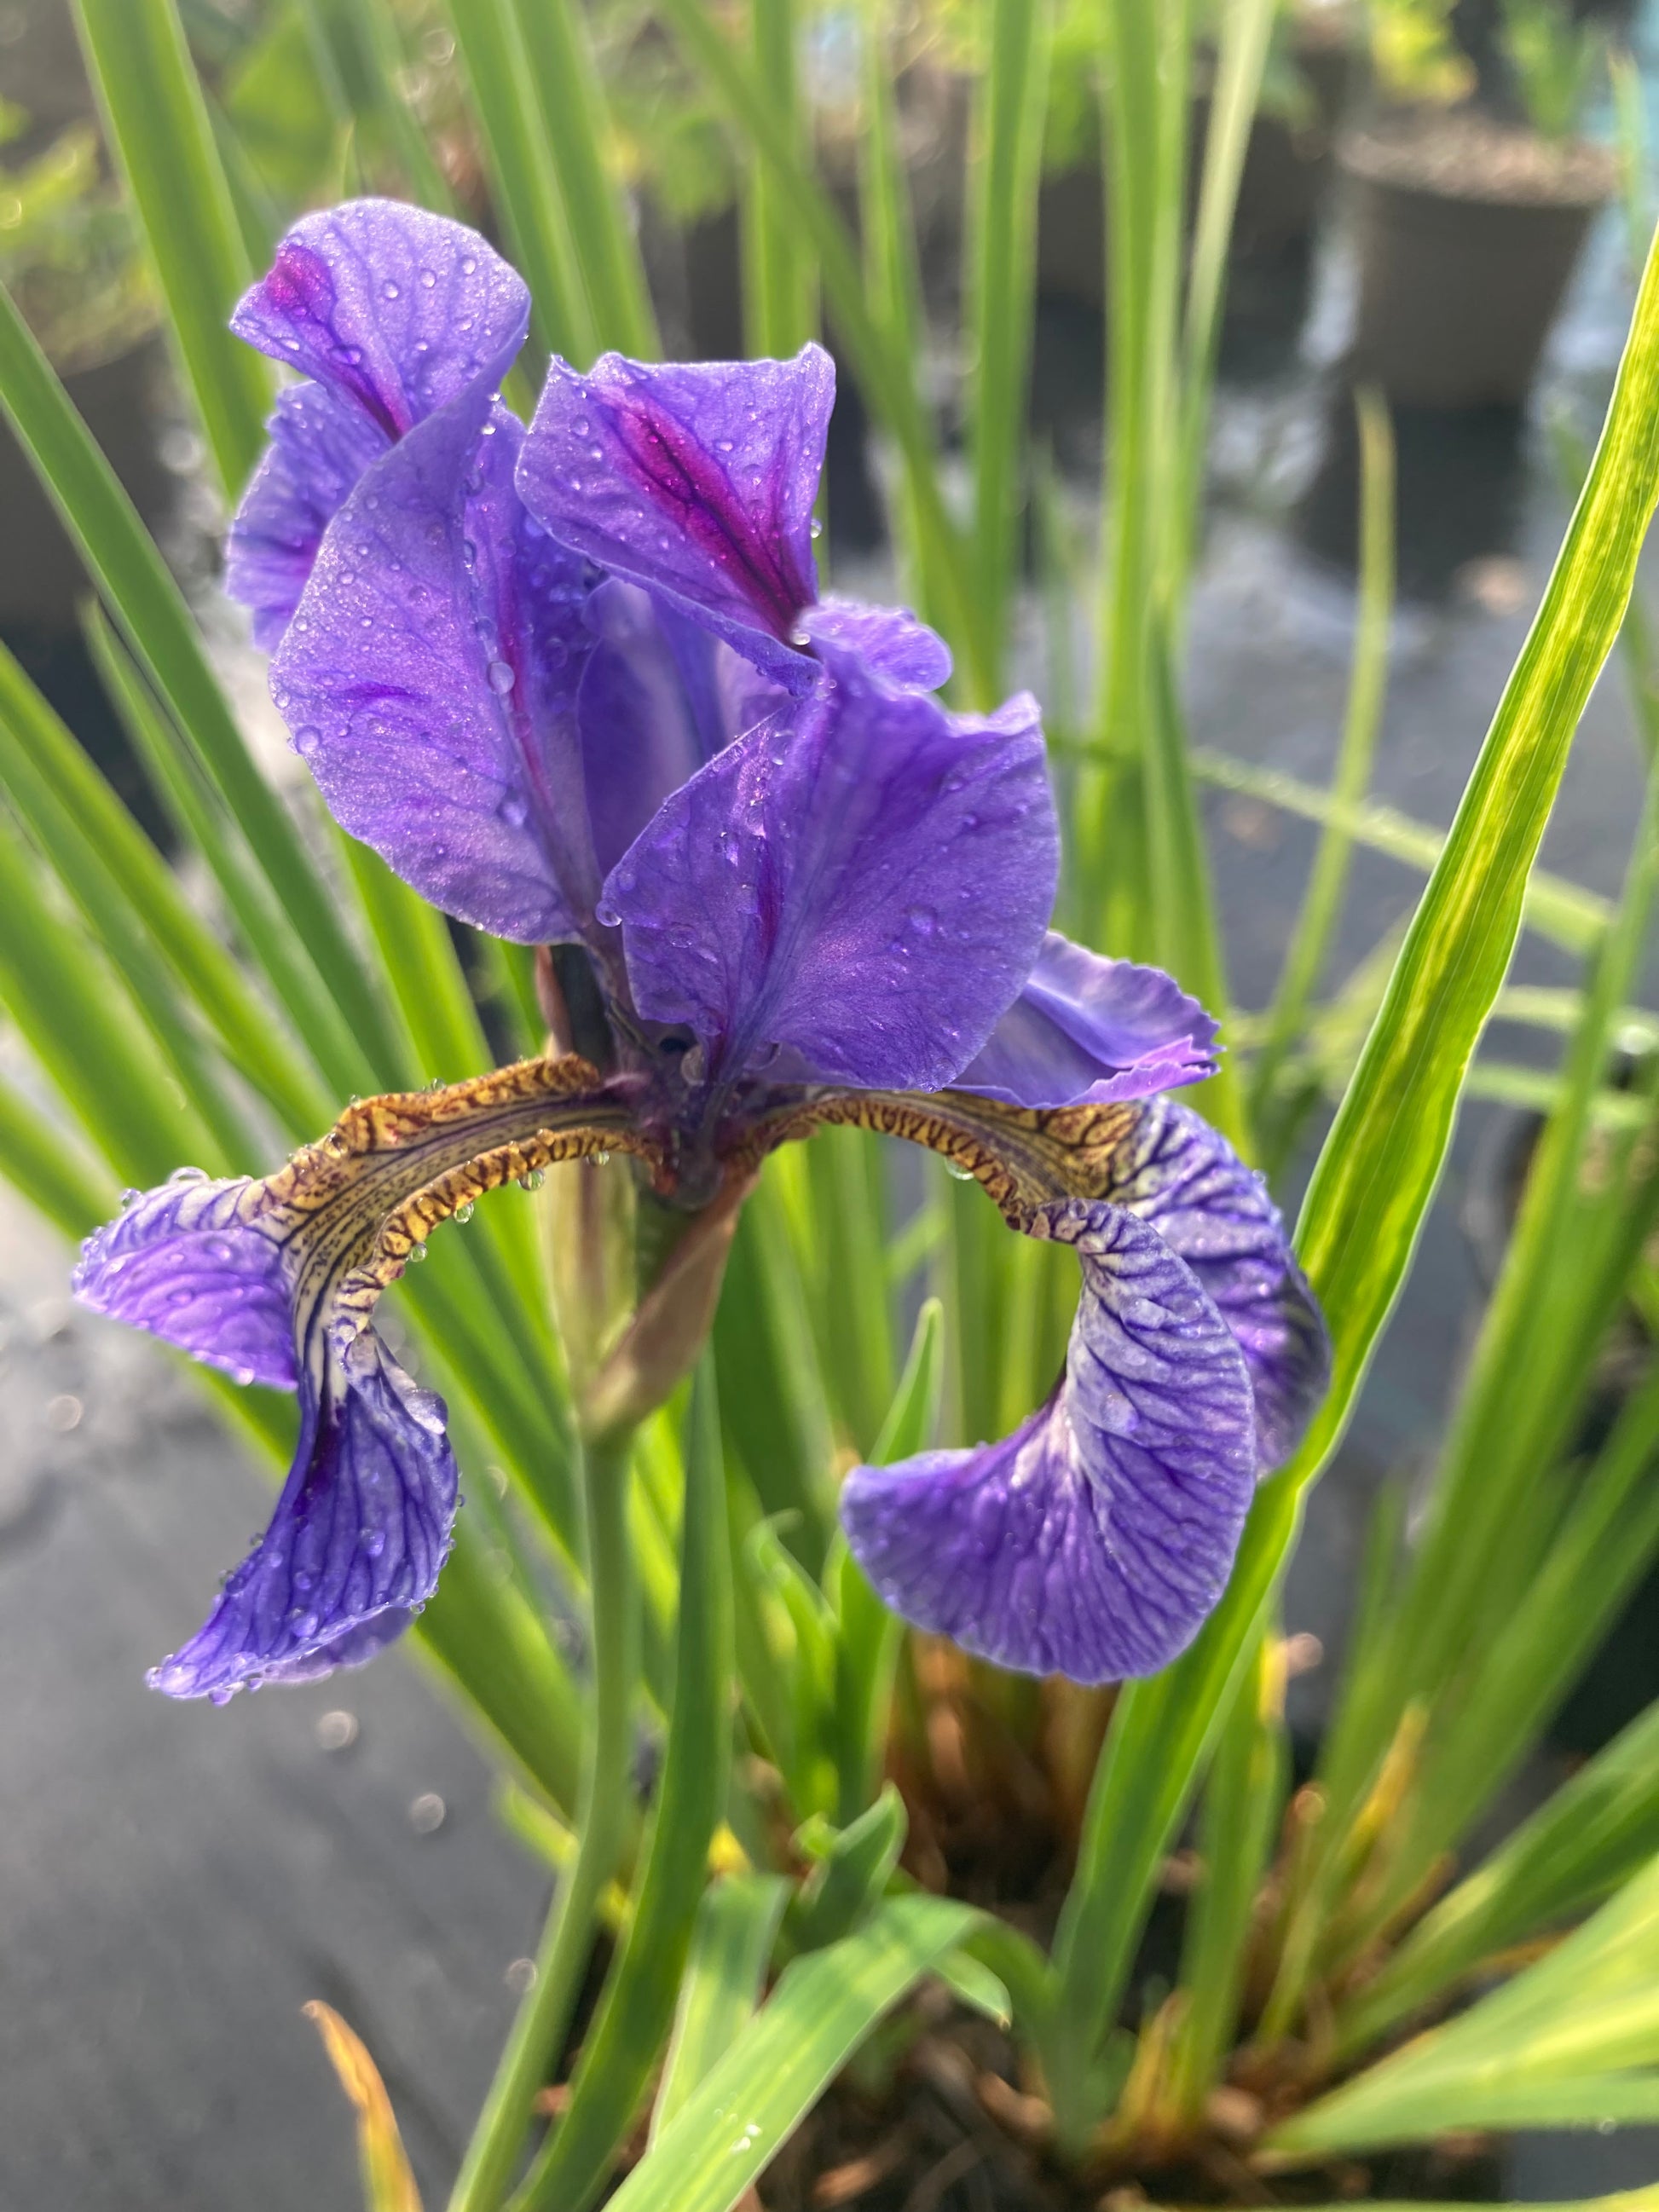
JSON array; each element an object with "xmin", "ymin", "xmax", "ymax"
[
  {"xmin": 800, "ymin": 1128, "xmax": 895, "ymax": 1453},
  {"xmin": 1251, "ymin": 390, "xmax": 1395, "ymax": 1162},
  {"xmin": 0, "ymin": 814, "xmax": 221, "ymax": 1185},
  {"xmin": 650, "ymin": 0, "xmax": 984, "ymax": 694},
  {"xmin": 1171, "ymin": 0, "xmax": 1276, "ymax": 598},
  {"xmin": 713, "ymin": 1168, "xmax": 835, "ymax": 1561},
  {"xmin": 832, "ymin": 1298, "xmax": 944, "ymax": 1823},
  {"xmin": 0, "ymin": 1075, "xmax": 118, "ymax": 1237},
  {"xmin": 1080, "ymin": 0, "xmax": 1188, "ymax": 957},
  {"xmin": 516, "ymin": 1362, "xmax": 734, "ymax": 2212},
  {"xmin": 1296, "ymin": 738, "xmax": 1659, "ymax": 1978},
  {"xmin": 447, "ymin": 1421, "xmax": 640, "ymax": 2212},
  {"xmin": 1267, "ymin": 1852, "xmax": 1659, "ymax": 2160},
  {"xmin": 443, "ymin": 0, "xmax": 594, "ymax": 364},
  {"xmin": 1043, "ymin": 213, "xmax": 1659, "ymax": 2150},
  {"xmin": 507, "ymin": 0, "xmax": 659, "ymax": 357},
  {"xmin": 304, "ymin": 2001, "xmax": 424, "ymax": 2212},
  {"xmin": 599, "ymin": 1894, "xmax": 980, "ymax": 2212},
  {"xmin": 1191, "ymin": 749, "xmax": 1610, "ymax": 956},
  {"xmin": 83, "ymin": 606, "xmax": 373, "ymax": 1106},
  {"xmin": 1161, "ymin": 1631, "xmax": 1288, "ymax": 2128},
  {"xmin": 965, "ymin": 0, "xmax": 1050, "ymax": 673},
  {"xmin": 740, "ymin": 0, "xmax": 816, "ymax": 361},
  {"xmin": 785, "ymin": 1786, "xmax": 907, "ymax": 1957},
  {"xmin": 654, "ymin": 1874, "xmax": 791, "ymax": 2140},
  {"xmin": 0, "ymin": 640, "xmax": 328, "ymax": 1133},
  {"xmin": 1342, "ymin": 1689, "xmax": 1659, "ymax": 2057},
  {"xmin": 0, "ymin": 280, "xmax": 400, "ymax": 1087},
  {"xmin": 72, "ymin": 0, "xmax": 270, "ymax": 498}
]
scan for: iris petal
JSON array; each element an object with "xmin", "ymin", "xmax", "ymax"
[
  {"xmin": 226, "ymin": 201, "xmax": 531, "ymax": 649},
  {"xmin": 72, "ymin": 1058, "xmax": 641, "ymax": 1700},
  {"xmin": 229, "ymin": 199, "xmax": 530, "ymax": 440},
  {"xmin": 957, "ymin": 933, "xmax": 1220, "ymax": 1108},
  {"xmin": 604, "ymin": 643, "xmax": 1057, "ymax": 1092},
  {"xmin": 148, "ymin": 1331, "xmax": 456, "ymax": 1701},
  {"xmin": 518, "ymin": 346, "xmax": 833, "ymax": 685},
  {"xmin": 1102, "ymin": 1096, "xmax": 1330, "ymax": 1470},
  {"xmin": 796, "ymin": 598, "xmax": 952, "ymax": 691},
  {"xmin": 73, "ymin": 1171, "xmax": 297, "ymax": 1389},
  {"xmin": 227, "ymin": 385, "xmax": 388, "ymax": 651},
  {"xmin": 576, "ymin": 583, "xmax": 789, "ymax": 878},
  {"xmin": 841, "ymin": 1198, "xmax": 1257, "ymax": 1682},
  {"xmin": 270, "ymin": 390, "xmax": 595, "ymax": 944}
]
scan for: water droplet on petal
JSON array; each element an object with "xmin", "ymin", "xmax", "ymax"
[
  {"xmin": 594, "ymin": 898, "xmax": 621, "ymax": 929},
  {"xmin": 454, "ymin": 1199, "xmax": 475, "ymax": 1224},
  {"xmin": 486, "ymin": 658, "xmax": 516, "ymax": 695}
]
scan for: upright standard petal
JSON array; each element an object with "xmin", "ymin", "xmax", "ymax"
[
  {"xmin": 227, "ymin": 385, "xmax": 389, "ymax": 650},
  {"xmin": 840, "ymin": 1199, "xmax": 1257, "ymax": 1683},
  {"xmin": 1103, "ymin": 1095, "xmax": 1330, "ymax": 1470},
  {"xmin": 73, "ymin": 1058, "xmax": 644, "ymax": 1700},
  {"xmin": 226, "ymin": 202, "xmax": 530, "ymax": 649},
  {"xmin": 576, "ymin": 583, "xmax": 789, "ymax": 880},
  {"xmin": 957, "ymin": 934, "xmax": 1220, "ymax": 1108},
  {"xmin": 230, "ymin": 199, "xmax": 530, "ymax": 439},
  {"xmin": 604, "ymin": 650, "xmax": 1057, "ymax": 1094},
  {"xmin": 519, "ymin": 347, "xmax": 833, "ymax": 685},
  {"xmin": 269, "ymin": 386, "xmax": 597, "ymax": 944}
]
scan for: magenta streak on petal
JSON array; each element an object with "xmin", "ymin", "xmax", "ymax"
[
  {"xmin": 260, "ymin": 240, "xmax": 411, "ymax": 442},
  {"xmin": 602, "ymin": 391, "xmax": 811, "ymax": 638}
]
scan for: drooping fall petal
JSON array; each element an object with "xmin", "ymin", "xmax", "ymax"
[{"xmin": 841, "ymin": 1199, "xmax": 1257, "ymax": 1682}]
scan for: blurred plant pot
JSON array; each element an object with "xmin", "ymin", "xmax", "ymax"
[
  {"xmin": 0, "ymin": 328, "xmax": 174, "ymax": 632},
  {"xmin": 1036, "ymin": 36, "xmax": 1344, "ymax": 312},
  {"xmin": 1340, "ymin": 111, "xmax": 1614, "ymax": 408}
]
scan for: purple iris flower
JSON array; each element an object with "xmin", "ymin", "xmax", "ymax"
[{"xmin": 74, "ymin": 201, "xmax": 1328, "ymax": 1703}]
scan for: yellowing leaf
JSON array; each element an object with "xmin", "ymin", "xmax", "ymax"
[{"xmin": 304, "ymin": 2001, "xmax": 423, "ymax": 2212}]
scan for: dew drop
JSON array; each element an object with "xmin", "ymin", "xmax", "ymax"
[
  {"xmin": 454, "ymin": 1199, "xmax": 475, "ymax": 1224},
  {"xmin": 499, "ymin": 792, "xmax": 529, "ymax": 828},
  {"xmin": 810, "ymin": 517, "xmax": 824, "ymax": 539},
  {"xmin": 419, "ymin": 266, "xmax": 436, "ymax": 288},
  {"xmin": 905, "ymin": 904, "xmax": 938, "ymax": 939},
  {"xmin": 294, "ymin": 726, "xmax": 322, "ymax": 759},
  {"xmin": 486, "ymin": 658, "xmax": 516, "ymax": 695},
  {"xmin": 407, "ymin": 1239, "xmax": 428, "ymax": 1262},
  {"xmin": 517, "ymin": 1168, "xmax": 546, "ymax": 1193},
  {"xmin": 594, "ymin": 898, "xmax": 621, "ymax": 929},
  {"xmin": 382, "ymin": 279, "xmax": 401, "ymax": 300},
  {"xmin": 946, "ymin": 1161, "xmax": 975, "ymax": 1182}
]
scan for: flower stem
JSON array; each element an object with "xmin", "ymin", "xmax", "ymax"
[{"xmin": 447, "ymin": 1426, "xmax": 639, "ymax": 2212}]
